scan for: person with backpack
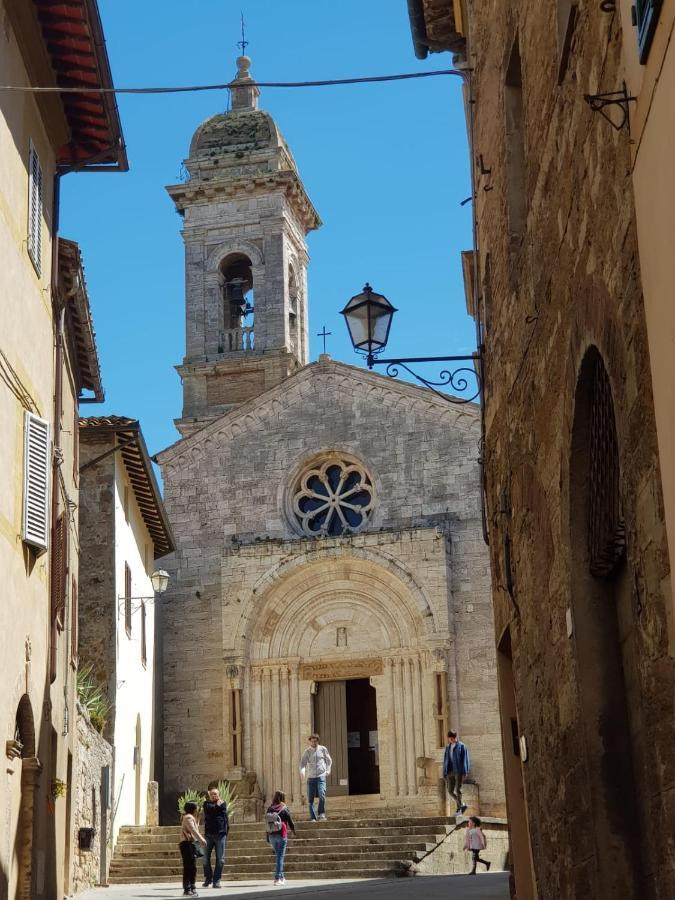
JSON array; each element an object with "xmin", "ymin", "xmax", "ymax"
[
  {"xmin": 201, "ymin": 784, "xmax": 229, "ymax": 888},
  {"xmin": 299, "ymin": 733, "xmax": 332, "ymax": 821},
  {"xmin": 265, "ymin": 789, "xmax": 296, "ymax": 885}
]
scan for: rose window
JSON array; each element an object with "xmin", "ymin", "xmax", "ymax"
[{"xmin": 292, "ymin": 458, "xmax": 375, "ymax": 537}]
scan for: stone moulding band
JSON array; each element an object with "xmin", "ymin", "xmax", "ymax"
[{"xmin": 299, "ymin": 658, "xmax": 384, "ymax": 681}]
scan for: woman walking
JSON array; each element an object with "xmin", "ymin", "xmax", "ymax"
[
  {"xmin": 265, "ymin": 790, "xmax": 296, "ymax": 885},
  {"xmin": 180, "ymin": 800, "xmax": 207, "ymax": 896}
]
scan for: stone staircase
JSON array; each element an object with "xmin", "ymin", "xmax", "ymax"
[{"xmin": 109, "ymin": 814, "xmax": 459, "ymax": 883}]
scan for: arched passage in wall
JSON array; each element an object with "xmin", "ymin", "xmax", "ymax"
[
  {"xmin": 11, "ymin": 695, "xmax": 41, "ymax": 900},
  {"xmin": 569, "ymin": 346, "xmax": 643, "ymax": 896}
]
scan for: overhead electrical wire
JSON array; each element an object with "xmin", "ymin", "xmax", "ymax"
[{"xmin": 0, "ymin": 69, "xmax": 465, "ymax": 94}]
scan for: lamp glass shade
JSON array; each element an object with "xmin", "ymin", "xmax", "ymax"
[
  {"xmin": 151, "ymin": 569, "xmax": 170, "ymax": 594},
  {"xmin": 340, "ymin": 285, "xmax": 397, "ymax": 356}
]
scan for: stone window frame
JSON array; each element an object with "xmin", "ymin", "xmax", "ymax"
[{"xmin": 285, "ymin": 451, "xmax": 377, "ymax": 538}]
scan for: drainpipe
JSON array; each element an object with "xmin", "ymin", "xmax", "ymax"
[{"xmin": 49, "ymin": 171, "xmax": 63, "ymax": 684}]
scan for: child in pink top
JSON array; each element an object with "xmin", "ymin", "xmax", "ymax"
[{"xmin": 464, "ymin": 815, "xmax": 491, "ymax": 875}]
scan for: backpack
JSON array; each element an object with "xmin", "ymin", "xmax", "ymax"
[{"xmin": 265, "ymin": 808, "xmax": 283, "ymax": 834}]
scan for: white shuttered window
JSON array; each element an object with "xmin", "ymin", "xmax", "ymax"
[
  {"xmin": 23, "ymin": 412, "xmax": 50, "ymax": 550},
  {"xmin": 27, "ymin": 141, "xmax": 43, "ymax": 275}
]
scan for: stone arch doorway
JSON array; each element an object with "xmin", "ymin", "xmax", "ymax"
[
  {"xmin": 569, "ymin": 347, "xmax": 643, "ymax": 896},
  {"xmin": 10, "ymin": 695, "xmax": 41, "ymax": 900},
  {"xmin": 236, "ymin": 554, "xmax": 439, "ymax": 809}
]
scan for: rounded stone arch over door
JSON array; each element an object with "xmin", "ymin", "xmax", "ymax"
[
  {"xmin": 237, "ymin": 552, "xmax": 440, "ymax": 807},
  {"xmin": 10, "ymin": 694, "xmax": 42, "ymax": 900}
]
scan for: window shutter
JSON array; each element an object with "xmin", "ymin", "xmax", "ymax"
[
  {"xmin": 71, "ymin": 575, "xmax": 78, "ymax": 664},
  {"xmin": 141, "ymin": 601, "xmax": 147, "ymax": 667},
  {"xmin": 124, "ymin": 563, "xmax": 132, "ymax": 636},
  {"xmin": 636, "ymin": 0, "xmax": 663, "ymax": 62},
  {"xmin": 27, "ymin": 142, "xmax": 43, "ymax": 275},
  {"xmin": 52, "ymin": 512, "xmax": 68, "ymax": 629},
  {"xmin": 22, "ymin": 412, "xmax": 50, "ymax": 550}
]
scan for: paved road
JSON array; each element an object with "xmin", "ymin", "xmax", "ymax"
[{"xmin": 76, "ymin": 873, "xmax": 509, "ymax": 900}]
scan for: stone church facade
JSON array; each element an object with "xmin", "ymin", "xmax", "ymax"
[{"xmin": 157, "ymin": 56, "xmax": 505, "ymax": 821}]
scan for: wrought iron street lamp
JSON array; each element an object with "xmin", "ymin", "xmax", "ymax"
[
  {"xmin": 118, "ymin": 569, "xmax": 170, "ymax": 614},
  {"xmin": 341, "ymin": 284, "xmax": 481, "ymax": 404}
]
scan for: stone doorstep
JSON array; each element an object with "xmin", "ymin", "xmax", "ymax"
[
  {"xmin": 111, "ymin": 854, "xmax": 424, "ymax": 872},
  {"xmin": 108, "ymin": 871, "xmax": 395, "ymax": 884},
  {"xmin": 113, "ymin": 843, "xmax": 435, "ymax": 859},
  {"xmin": 119, "ymin": 816, "xmax": 457, "ymax": 834}
]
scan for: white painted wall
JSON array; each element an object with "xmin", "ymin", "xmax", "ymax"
[{"xmin": 111, "ymin": 457, "xmax": 156, "ymax": 845}]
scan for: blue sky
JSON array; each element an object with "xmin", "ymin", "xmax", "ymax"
[{"xmin": 60, "ymin": 0, "xmax": 474, "ymax": 468}]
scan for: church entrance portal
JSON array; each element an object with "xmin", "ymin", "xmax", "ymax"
[{"xmin": 313, "ymin": 678, "xmax": 379, "ymax": 797}]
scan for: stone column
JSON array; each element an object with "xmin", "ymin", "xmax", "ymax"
[
  {"xmin": 394, "ymin": 658, "xmax": 409, "ymax": 796},
  {"xmin": 385, "ymin": 658, "xmax": 399, "ymax": 797},
  {"xmin": 289, "ymin": 664, "xmax": 302, "ymax": 804},
  {"xmin": 263, "ymin": 668, "xmax": 273, "ymax": 800},
  {"xmin": 251, "ymin": 667, "xmax": 263, "ymax": 788},
  {"xmin": 271, "ymin": 667, "xmax": 281, "ymax": 791},
  {"xmin": 280, "ymin": 667, "xmax": 292, "ymax": 797},
  {"xmin": 406, "ymin": 657, "xmax": 418, "ymax": 795}
]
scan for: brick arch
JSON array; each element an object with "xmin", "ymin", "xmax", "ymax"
[{"xmin": 237, "ymin": 550, "xmax": 436, "ymax": 659}]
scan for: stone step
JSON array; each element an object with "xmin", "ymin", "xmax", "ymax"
[
  {"xmin": 110, "ymin": 849, "xmax": 420, "ymax": 871},
  {"xmin": 110, "ymin": 814, "xmax": 452, "ymax": 883},
  {"xmin": 114, "ymin": 841, "xmax": 434, "ymax": 859},
  {"xmin": 110, "ymin": 859, "xmax": 404, "ymax": 876},
  {"xmin": 108, "ymin": 870, "xmax": 393, "ymax": 884},
  {"xmin": 118, "ymin": 815, "xmax": 453, "ymax": 836},
  {"xmin": 117, "ymin": 822, "xmax": 455, "ymax": 846}
]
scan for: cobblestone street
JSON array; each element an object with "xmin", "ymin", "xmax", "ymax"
[{"xmin": 76, "ymin": 873, "xmax": 510, "ymax": 900}]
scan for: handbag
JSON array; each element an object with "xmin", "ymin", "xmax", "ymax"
[{"xmin": 192, "ymin": 840, "xmax": 204, "ymax": 858}]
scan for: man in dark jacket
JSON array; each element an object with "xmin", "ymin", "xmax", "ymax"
[
  {"xmin": 202, "ymin": 784, "xmax": 229, "ymax": 888},
  {"xmin": 443, "ymin": 730, "xmax": 470, "ymax": 814}
]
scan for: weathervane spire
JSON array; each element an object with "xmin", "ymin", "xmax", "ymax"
[
  {"xmin": 229, "ymin": 13, "xmax": 259, "ymax": 112},
  {"xmin": 237, "ymin": 12, "xmax": 248, "ymax": 54}
]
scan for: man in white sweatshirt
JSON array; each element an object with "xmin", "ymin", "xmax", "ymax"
[{"xmin": 299, "ymin": 734, "xmax": 333, "ymax": 821}]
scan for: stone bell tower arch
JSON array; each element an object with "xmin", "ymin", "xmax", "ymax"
[{"xmin": 167, "ymin": 56, "xmax": 321, "ymax": 436}]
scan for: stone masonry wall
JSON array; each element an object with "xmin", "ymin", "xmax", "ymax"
[
  {"xmin": 468, "ymin": 2, "xmax": 675, "ymax": 897},
  {"xmin": 158, "ymin": 359, "xmax": 505, "ymax": 819},
  {"xmin": 78, "ymin": 438, "xmax": 117, "ymax": 744},
  {"xmin": 71, "ymin": 706, "xmax": 113, "ymax": 893}
]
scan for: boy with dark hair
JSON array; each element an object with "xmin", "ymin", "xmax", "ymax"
[{"xmin": 443, "ymin": 730, "xmax": 471, "ymax": 814}]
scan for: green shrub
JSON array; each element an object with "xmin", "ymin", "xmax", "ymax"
[
  {"xmin": 215, "ymin": 780, "xmax": 237, "ymax": 819},
  {"xmin": 177, "ymin": 788, "xmax": 204, "ymax": 820},
  {"xmin": 76, "ymin": 664, "xmax": 111, "ymax": 734}
]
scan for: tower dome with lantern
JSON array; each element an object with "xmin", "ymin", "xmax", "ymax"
[{"xmin": 167, "ymin": 55, "xmax": 321, "ymax": 436}]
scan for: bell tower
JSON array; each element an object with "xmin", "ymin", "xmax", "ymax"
[{"xmin": 167, "ymin": 56, "xmax": 321, "ymax": 436}]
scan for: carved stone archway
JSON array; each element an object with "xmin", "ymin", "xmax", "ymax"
[{"xmin": 236, "ymin": 554, "xmax": 442, "ymax": 809}]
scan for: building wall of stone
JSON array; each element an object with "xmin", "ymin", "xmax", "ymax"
[
  {"xmin": 71, "ymin": 708, "xmax": 113, "ymax": 894},
  {"xmin": 110, "ymin": 453, "xmax": 157, "ymax": 844},
  {"xmin": 619, "ymin": 0, "xmax": 675, "ymax": 642},
  {"xmin": 159, "ymin": 360, "xmax": 505, "ymax": 819},
  {"xmin": 466, "ymin": 2, "xmax": 675, "ymax": 897},
  {"xmin": 78, "ymin": 440, "xmax": 117, "ymax": 741}
]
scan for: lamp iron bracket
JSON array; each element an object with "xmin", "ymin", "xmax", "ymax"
[{"xmin": 584, "ymin": 82, "xmax": 636, "ymax": 131}]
